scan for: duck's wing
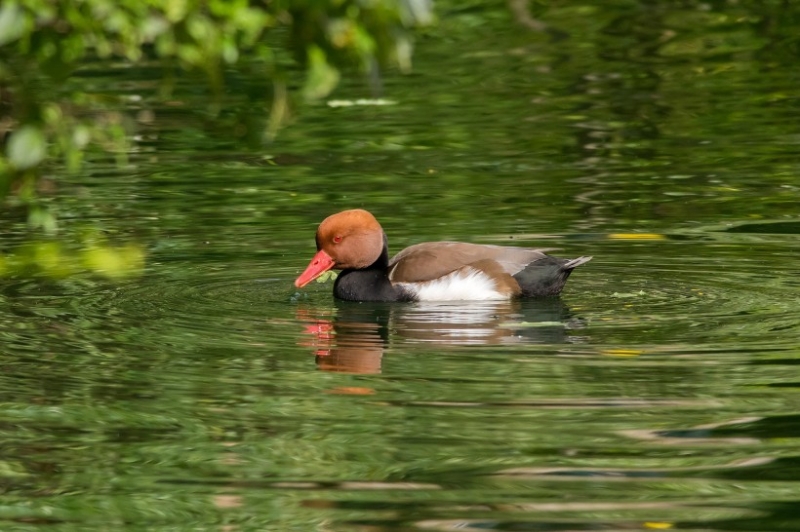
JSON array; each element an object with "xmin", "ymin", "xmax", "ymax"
[{"xmin": 388, "ymin": 242, "xmax": 549, "ymax": 283}]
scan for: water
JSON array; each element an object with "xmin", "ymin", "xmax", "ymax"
[{"xmin": 3, "ymin": 2, "xmax": 800, "ymax": 530}]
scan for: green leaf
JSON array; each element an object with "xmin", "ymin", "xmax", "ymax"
[
  {"xmin": 28, "ymin": 207, "xmax": 58, "ymax": 234},
  {"xmin": 0, "ymin": 3, "xmax": 26, "ymax": 46},
  {"xmin": 7, "ymin": 125, "xmax": 47, "ymax": 170},
  {"xmin": 303, "ymin": 46, "xmax": 340, "ymax": 101}
]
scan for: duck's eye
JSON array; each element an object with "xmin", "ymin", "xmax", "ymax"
[{"xmin": 333, "ymin": 235, "xmax": 342, "ymax": 244}]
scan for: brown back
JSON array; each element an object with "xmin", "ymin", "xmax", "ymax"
[{"xmin": 387, "ymin": 242, "xmax": 549, "ymax": 283}]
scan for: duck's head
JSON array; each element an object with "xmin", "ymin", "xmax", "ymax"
[{"xmin": 294, "ymin": 209, "xmax": 385, "ymax": 288}]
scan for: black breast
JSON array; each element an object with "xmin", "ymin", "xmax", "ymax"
[
  {"xmin": 333, "ymin": 268, "xmax": 409, "ymax": 302},
  {"xmin": 333, "ymin": 237, "xmax": 414, "ymax": 302}
]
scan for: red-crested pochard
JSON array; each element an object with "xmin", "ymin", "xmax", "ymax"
[{"xmin": 294, "ymin": 209, "xmax": 592, "ymax": 302}]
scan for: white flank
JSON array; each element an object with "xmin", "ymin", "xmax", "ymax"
[{"xmin": 395, "ymin": 268, "xmax": 509, "ymax": 301}]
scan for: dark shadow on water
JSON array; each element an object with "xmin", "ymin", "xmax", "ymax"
[
  {"xmin": 723, "ymin": 221, "xmax": 800, "ymax": 234},
  {"xmin": 297, "ymin": 298, "xmax": 587, "ymax": 373}
]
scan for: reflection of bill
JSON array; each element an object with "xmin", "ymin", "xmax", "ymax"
[
  {"xmin": 297, "ymin": 299, "xmax": 586, "ymax": 374},
  {"xmin": 301, "ymin": 320, "xmax": 335, "ymax": 357},
  {"xmin": 297, "ymin": 304, "xmax": 390, "ymax": 374}
]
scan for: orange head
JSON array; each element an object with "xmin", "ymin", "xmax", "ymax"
[{"xmin": 294, "ymin": 209, "xmax": 385, "ymax": 288}]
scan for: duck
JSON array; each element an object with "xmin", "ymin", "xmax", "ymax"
[{"xmin": 294, "ymin": 209, "xmax": 591, "ymax": 302}]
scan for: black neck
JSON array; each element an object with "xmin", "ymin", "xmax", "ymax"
[{"xmin": 333, "ymin": 234, "xmax": 407, "ymax": 302}]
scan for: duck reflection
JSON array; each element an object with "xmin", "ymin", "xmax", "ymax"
[
  {"xmin": 298, "ymin": 299, "xmax": 585, "ymax": 373},
  {"xmin": 299, "ymin": 303, "xmax": 391, "ymax": 374}
]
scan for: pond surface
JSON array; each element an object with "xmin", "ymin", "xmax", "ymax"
[{"xmin": 3, "ymin": 2, "xmax": 800, "ymax": 530}]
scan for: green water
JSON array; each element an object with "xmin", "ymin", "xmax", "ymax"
[{"xmin": 3, "ymin": 2, "xmax": 800, "ymax": 530}]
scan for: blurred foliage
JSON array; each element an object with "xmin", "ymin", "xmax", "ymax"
[
  {"xmin": 1, "ymin": 235, "xmax": 145, "ymax": 279},
  {"xmin": 0, "ymin": 0, "xmax": 431, "ymax": 277},
  {"xmin": 0, "ymin": 0, "xmax": 432, "ymax": 193}
]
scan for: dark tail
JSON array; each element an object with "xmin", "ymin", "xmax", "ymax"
[{"xmin": 514, "ymin": 255, "xmax": 593, "ymax": 297}]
